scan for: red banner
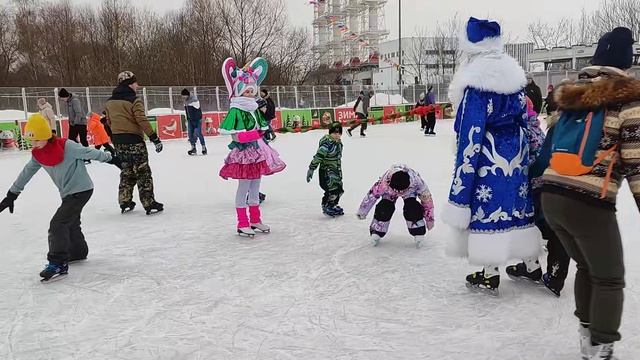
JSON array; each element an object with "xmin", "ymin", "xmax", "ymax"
[
  {"xmin": 335, "ymin": 108, "xmax": 355, "ymax": 126},
  {"xmin": 157, "ymin": 114, "xmax": 183, "ymax": 140}
]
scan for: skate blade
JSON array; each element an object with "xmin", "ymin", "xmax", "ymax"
[
  {"xmin": 121, "ymin": 208, "xmax": 134, "ymax": 214},
  {"xmin": 507, "ymin": 274, "xmax": 544, "ymax": 286},
  {"xmin": 542, "ymin": 284, "xmax": 561, "ymax": 298},
  {"xmin": 237, "ymin": 231, "xmax": 255, "ymax": 238},
  {"xmin": 415, "ymin": 241, "xmax": 422, "ymax": 249},
  {"xmin": 251, "ymin": 227, "xmax": 271, "ymax": 233},
  {"xmin": 372, "ymin": 239, "xmax": 380, "ymax": 247},
  {"xmin": 465, "ymin": 283, "xmax": 499, "ymax": 297},
  {"xmin": 145, "ymin": 209, "xmax": 164, "ymax": 216},
  {"xmin": 41, "ymin": 273, "xmax": 67, "ymax": 283}
]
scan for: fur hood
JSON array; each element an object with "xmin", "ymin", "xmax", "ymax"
[{"xmin": 555, "ymin": 68, "xmax": 640, "ymax": 111}]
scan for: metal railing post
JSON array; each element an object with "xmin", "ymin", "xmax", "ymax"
[
  {"xmin": 276, "ymin": 86, "xmax": 281, "ymax": 109},
  {"xmin": 327, "ymin": 86, "xmax": 332, "ymax": 107},
  {"xmin": 54, "ymin": 88, "xmax": 61, "ymax": 117},
  {"xmin": 85, "ymin": 87, "xmax": 91, "ymax": 113},
  {"xmin": 294, "ymin": 86, "xmax": 299, "ymax": 109},
  {"xmin": 215, "ymin": 86, "xmax": 221, "ymax": 111},
  {"xmin": 169, "ymin": 87, "xmax": 174, "ymax": 114},
  {"xmin": 312, "ymin": 86, "xmax": 317, "ymax": 108},
  {"xmin": 143, "ymin": 87, "xmax": 149, "ymax": 115}
]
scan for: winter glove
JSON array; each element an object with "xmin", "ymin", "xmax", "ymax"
[
  {"xmin": 0, "ymin": 191, "xmax": 18, "ymax": 214},
  {"xmin": 306, "ymin": 168, "xmax": 314, "ymax": 183},
  {"xmin": 108, "ymin": 154, "xmax": 123, "ymax": 169},
  {"xmin": 149, "ymin": 133, "xmax": 163, "ymax": 153}
]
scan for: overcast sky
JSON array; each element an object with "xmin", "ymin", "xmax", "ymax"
[{"xmin": 72, "ymin": 0, "xmax": 603, "ymax": 42}]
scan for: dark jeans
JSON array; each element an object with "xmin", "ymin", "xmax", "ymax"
[
  {"xmin": 349, "ymin": 113, "xmax": 368, "ymax": 134},
  {"xmin": 188, "ymin": 120, "xmax": 205, "ymax": 146},
  {"xmin": 542, "ymin": 192, "xmax": 625, "ymax": 344},
  {"xmin": 68, "ymin": 124, "xmax": 88, "ymax": 147},
  {"xmin": 425, "ymin": 112, "xmax": 436, "ymax": 133},
  {"xmin": 47, "ymin": 189, "xmax": 93, "ymax": 264}
]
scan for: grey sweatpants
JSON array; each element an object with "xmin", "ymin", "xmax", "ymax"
[
  {"xmin": 542, "ymin": 192, "xmax": 625, "ymax": 344},
  {"xmin": 48, "ymin": 189, "xmax": 93, "ymax": 264}
]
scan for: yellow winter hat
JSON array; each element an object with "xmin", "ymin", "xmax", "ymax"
[{"xmin": 24, "ymin": 113, "xmax": 52, "ymax": 141}]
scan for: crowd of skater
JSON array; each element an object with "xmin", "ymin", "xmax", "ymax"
[{"xmin": 1, "ymin": 16, "xmax": 639, "ymax": 360}]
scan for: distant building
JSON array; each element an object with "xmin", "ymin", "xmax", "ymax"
[
  {"xmin": 505, "ymin": 43, "xmax": 535, "ymax": 71},
  {"xmin": 529, "ymin": 43, "xmax": 640, "ymax": 71}
]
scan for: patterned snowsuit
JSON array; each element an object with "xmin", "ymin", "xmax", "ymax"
[
  {"xmin": 309, "ymin": 134, "xmax": 343, "ymax": 208},
  {"xmin": 357, "ymin": 165, "xmax": 435, "ymax": 238}
]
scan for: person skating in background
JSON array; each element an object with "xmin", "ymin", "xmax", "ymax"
[
  {"xmin": 505, "ymin": 96, "xmax": 570, "ymax": 297},
  {"xmin": 105, "ymin": 71, "xmax": 164, "ymax": 215},
  {"xmin": 88, "ymin": 112, "xmax": 115, "ymax": 154},
  {"xmin": 0, "ymin": 114, "xmax": 121, "ymax": 281},
  {"xmin": 541, "ymin": 27, "xmax": 640, "ymax": 360},
  {"xmin": 58, "ymin": 88, "xmax": 89, "ymax": 150},
  {"xmin": 424, "ymin": 85, "xmax": 437, "ymax": 135},
  {"xmin": 219, "ymin": 57, "xmax": 286, "ymax": 237},
  {"xmin": 37, "ymin": 98, "xmax": 57, "ymax": 135},
  {"xmin": 544, "ymin": 84, "xmax": 558, "ymax": 116},
  {"xmin": 259, "ymin": 88, "xmax": 277, "ymax": 142},
  {"xmin": 416, "ymin": 92, "xmax": 428, "ymax": 131},
  {"xmin": 356, "ymin": 164, "xmax": 435, "ymax": 248},
  {"xmin": 348, "ymin": 90, "xmax": 373, "ymax": 137},
  {"xmin": 442, "ymin": 17, "xmax": 542, "ymax": 296},
  {"xmin": 307, "ymin": 122, "xmax": 344, "ymax": 217},
  {"xmin": 181, "ymin": 89, "xmax": 207, "ymax": 156},
  {"xmin": 525, "ymin": 74, "xmax": 543, "ymax": 114}
]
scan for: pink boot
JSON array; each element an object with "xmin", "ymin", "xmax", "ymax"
[
  {"xmin": 249, "ymin": 205, "xmax": 270, "ymax": 233},
  {"xmin": 236, "ymin": 208, "xmax": 254, "ymax": 236}
]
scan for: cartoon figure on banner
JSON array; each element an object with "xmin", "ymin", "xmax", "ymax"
[
  {"xmin": 161, "ymin": 118, "xmax": 178, "ymax": 138},
  {"xmin": 204, "ymin": 116, "xmax": 217, "ymax": 136},
  {"xmin": 0, "ymin": 129, "xmax": 17, "ymax": 150}
]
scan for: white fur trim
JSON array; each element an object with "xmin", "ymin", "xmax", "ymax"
[
  {"xmin": 445, "ymin": 226, "xmax": 543, "ymax": 265},
  {"xmin": 448, "ymin": 25, "xmax": 526, "ymax": 108},
  {"xmin": 441, "ymin": 202, "xmax": 471, "ymax": 229}
]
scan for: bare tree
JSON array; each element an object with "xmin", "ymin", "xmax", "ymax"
[
  {"xmin": 406, "ymin": 27, "xmax": 430, "ymax": 84},
  {"xmin": 0, "ymin": 6, "xmax": 19, "ymax": 81},
  {"xmin": 591, "ymin": 0, "xmax": 640, "ymax": 40}
]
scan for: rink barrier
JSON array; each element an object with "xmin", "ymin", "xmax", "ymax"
[{"xmin": 0, "ymin": 104, "xmax": 452, "ymax": 149}]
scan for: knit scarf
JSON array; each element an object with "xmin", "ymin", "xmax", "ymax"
[{"xmin": 32, "ymin": 137, "xmax": 66, "ymax": 166}]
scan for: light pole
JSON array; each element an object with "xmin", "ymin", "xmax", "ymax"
[{"xmin": 398, "ymin": 0, "xmax": 402, "ymax": 101}]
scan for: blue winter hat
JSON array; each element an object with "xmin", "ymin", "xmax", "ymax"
[
  {"xmin": 591, "ymin": 27, "xmax": 635, "ymax": 70},
  {"xmin": 466, "ymin": 17, "xmax": 501, "ymax": 43}
]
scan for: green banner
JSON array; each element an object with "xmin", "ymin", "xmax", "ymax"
[
  {"xmin": 312, "ymin": 108, "xmax": 335, "ymax": 128},
  {"xmin": 281, "ymin": 109, "xmax": 313, "ymax": 128}
]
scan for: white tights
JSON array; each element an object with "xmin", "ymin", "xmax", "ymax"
[{"xmin": 236, "ymin": 179, "xmax": 261, "ymax": 208}]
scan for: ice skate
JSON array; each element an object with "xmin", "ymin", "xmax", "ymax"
[
  {"xmin": 237, "ymin": 227, "xmax": 255, "ymax": 238},
  {"xmin": 120, "ymin": 201, "xmax": 136, "ymax": 214},
  {"xmin": 201, "ymin": 145, "xmax": 207, "ymax": 155},
  {"xmin": 590, "ymin": 343, "xmax": 614, "ymax": 360},
  {"xmin": 466, "ymin": 270, "xmax": 500, "ymax": 296},
  {"xmin": 414, "ymin": 235, "xmax": 425, "ymax": 248},
  {"xmin": 323, "ymin": 205, "xmax": 343, "ymax": 217},
  {"xmin": 542, "ymin": 273, "xmax": 563, "ymax": 297},
  {"xmin": 360, "ymin": 133, "xmax": 366, "ymax": 137},
  {"xmin": 40, "ymin": 262, "xmax": 68, "ymax": 282},
  {"xmin": 371, "ymin": 233, "xmax": 381, "ymax": 247},
  {"xmin": 145, "ymin": 201, "xmax": 164, "ymax": 215},
  {"xmin": 251, "ymin": 222, "xmax": 270, "ymax": 233},
  {"xmin": 506, "ymin": 262, "xmax": 542, "ymax": 284},
  {"xmin": 259, "ymin": 192, "xmax": 266, "ymax": 203},
  {"xmin": 187, "ymin": 145, "xmax": 197, "ymax": 156},
  {"xmin": 347, "ymin": 128, "xmax": 353, "ymax": 137},
  {"xmin": 580, "ymin": 325, "xmax": 591, "ymax": 360}
]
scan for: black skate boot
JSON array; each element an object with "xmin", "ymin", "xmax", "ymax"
[
  {"xmin": 40, "ymin": 262, "xmax": 68, "ymax": 282},
  {"xmin": 201, "ymin": 145, "xmax": 207, "ymax": 155},
  {"xmin": 120, "ymin": 201, "xmax": 136, "ymax": 214},
  {"xmin": 506, "ymin": 262, "xmax": 542, "ymax": 283},
  {"xmin": 259, "ymin": 192, "xmax": 266, "ymax": 203},
  {"xmin": 145, "ymin": 201, "xmax": 164, "ymax": 215},
  {"xmin": 347, "ymin": 128, "xmax": 353, "ymax": 137},
  {"xmin": 542, "ymin": 273, "xmax": 564, "ymax": 297},
  {"xmin": 466, "ymin": 270, "xmax": 500, "ymax": 296},
  {"xmin": 188, "ymin": 145, "xmax": 197, "ymax": 156}
]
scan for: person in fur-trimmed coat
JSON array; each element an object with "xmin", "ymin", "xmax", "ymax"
[{"xmin": 441, "ymin": 17, "xmax": 542, "ymax": 295}]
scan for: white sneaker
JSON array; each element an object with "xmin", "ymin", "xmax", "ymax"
[
  {"xmin": 371, "ymin": 234, "xmax": 381, "ymax": 246},
  {"xmin": 251, "ymin": 223, "xmax": 270, "ymax": 233},
  {"xmin": 579, "ymin": 325, "xmax": 591, "ymax": 360},
  {"xmin": 237, "ymin": 227, "xmax": 255, "ymax": 237},
  {"xmin": 590, "ymin": 343, "xmax": 614, "ymax": 360},
  {"xmin": 414, "ymin": 235, "xmax": 425, "ymax": 248}
]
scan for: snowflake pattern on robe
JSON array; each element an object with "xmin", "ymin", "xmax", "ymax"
[{"xmin": 449, "ymin": 88, "xmax": 536, "ymax": 234}]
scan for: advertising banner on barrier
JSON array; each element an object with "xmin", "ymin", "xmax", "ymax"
[
  {"xmin": 335, "ymin": 107, "xmax": 355, "ymax": 126},
  {"xmin": 157, "ymin": 114, "xmax": 182, "ymax": 140},
  {"xmin": 0, "ymin": 121, "xmax": 21, "ymax": 149},
  {"xmin": 312, "ymin": 108, "xmax": 336, "ymax": 128},
  {"xmin": 281, "ymin": 109, "xmax": 313, "ymax": 128}
]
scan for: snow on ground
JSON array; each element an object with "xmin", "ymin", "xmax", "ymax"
[{"xmin": 1, "ymin": 121, "xmax": 639, "ymax": 360}]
